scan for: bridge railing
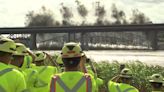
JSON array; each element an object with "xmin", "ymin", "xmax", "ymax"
[{"xmin": 0, "ymin": 24, "xmax": 164, "ymax": 50}]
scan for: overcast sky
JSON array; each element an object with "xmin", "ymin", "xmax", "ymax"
[{"xmin": 0, "ymin": 0, "xmax": 164, "ymax": 27}]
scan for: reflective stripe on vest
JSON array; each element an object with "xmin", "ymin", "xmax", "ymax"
[
  {"xmin": 28, "ymin": 70, "xmax": 36, "ymax": 86},
  {"xmin": 0, "ymin": 68, "xmax": 13, "ymax": 92},
  {"xmin": 33, "ymin": 66, "xmax": 48, "ymax": 88},
  {"xmin": 123, "ymin": 88, "xmax": 135, "ymax": 92},
  {"xmin": 116, "ymin": 84, "xmax": 136, "ymax": 92},
  {"xmin": 39, "ymin": 66, "xmax": 47, "ymax": 74},
  {"xmin": 28, "ymin": 70, "xmax": 36, "ymax": 80},
  {"xmin": 85, "ymin": 75, "xmax": 92, "ymax": 92},
  {"xmin": 116, "ymin": 84, "xmax": 121, "ymax": 92},
  {"xmin": 50, "ymin": 77, "xmax": 55, "ymax": 92},
  {"xmin": 108, "ymin": 81, "xmax": 135, "ymax": 92},
  {"xmin": 50, "ymin": 75, "xmax": 92, "ymax": 92},
  {"xmin": 0, "ymin": 68, "xmax": 13, "ymax": 76}
]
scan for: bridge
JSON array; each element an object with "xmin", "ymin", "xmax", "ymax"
[{"xmin": 0, "ymin": 23, "xmax": 164, "ymax": 50}]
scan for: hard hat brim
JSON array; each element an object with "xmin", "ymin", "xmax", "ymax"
[
  {"xmin": 149, "ymin": 80, "xmax": 163, "ymax": 83},
  {"xmin": 13, "ymin": 53, "xmax": 28, "ymax": 56},
  {"xmin": 0, "ymin": 49, "xmax": 15, "ymax": 54},
  {"xmin": 62, "ymin": 53, "xmax": 84, "ymax": 58},
  {"xmin": 119, "ymin": 75, "xmax": 132, "ymax": 78}
]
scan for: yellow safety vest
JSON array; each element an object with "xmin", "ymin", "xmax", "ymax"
[
  {"xmin": 50, "ymin": 72, "xmax": 97, "ymax": 92},
  {"xmin": 108, "ymin": 81, "xmax": 139, "ymax": 92}
]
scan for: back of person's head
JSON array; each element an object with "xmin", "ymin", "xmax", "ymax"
[
  {"xmin": 61, "ymin": 42, "xmax": 84, "ymax": 68},
  {"xmin": 0, "ymin": 37, "xmax": 16, "ymax": 64},
  {"xmin": 119, "ymin": 68, "xmax": 133, "ymax": 84},
  {"xmin": 0, "ymin": 37, "xmax": 16, "ymax": 54},
  {"xmin": 33, "ymin": 51, "xmax": 46, "ymax": 66},
  {"xmin": 11, "ymin": 43, "xmax": 29, "ymax": 67},
  {"xmin": 149, "ymin": 74, "xmax": 163, "ymax": 89},
  {"xmin": 120, "ymin": 68, "xmax": 133, "ymax": 78},
  {"xmin": 14, "ymin": 43, "xmax": 28, "ymax": 56},
  {"xmin": 34, "ymin": 51, "xmax": 46, "ymax": 62}
]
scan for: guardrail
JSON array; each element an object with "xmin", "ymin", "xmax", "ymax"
[{"xmin": 0, "ymin": 24, "xmax": 163, "ymax": 50}]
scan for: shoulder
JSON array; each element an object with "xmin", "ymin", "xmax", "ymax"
[
  {"xmin": 129, "ymin": 86, "xmax": 139, "ymax": 92},
  {"xmin": 4, "ymin": 68, "xmax": 25, "ymax": 80},
  {"xmin": 23, "ymin": 68, "xmax": 38, "ymax": 74},
  {"xmin": 121, "ymin": 83, "xmax": 139, "ymax": 92},
  {"xmin": 47, "ymin": 66, "xmax": 57, "ymax": 70},
  {"xmin": 0, "ymin": 63, "xmax": 10, "ymax": 69},
  {"xmin": 12, "ymin": 68, "xmax": 24, "ymax": 76},
  {"xmin": 108, "ymin": 80, "xmax": 119, "ymax": 86}
]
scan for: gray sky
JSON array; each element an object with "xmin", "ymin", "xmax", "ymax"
[{"xmin": 0, "ymin": 0, "xmax": 164, "ymax": 27}]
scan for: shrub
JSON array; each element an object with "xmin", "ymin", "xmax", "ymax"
[{"xmin": 94, "ymin": 61, "xmax": 164, "ymax": 92}]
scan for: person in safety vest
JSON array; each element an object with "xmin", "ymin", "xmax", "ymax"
[
  {"xmin": 10, "ymin": 43, "xmax": 38, "ymax": 92},
  {"xmin": 56, "ymin": 55, "xmax": 65, "ymax": 72},
  {"xmin": 85, "ymin": 58, "xmax": 104, "ymax": 92},
  {"xmin": 51, "ymin": 53, "xmax": 59, "ymax": 65},
  {"xmin": 149, "ymin": 74, "xmax": 164, "ymax": 92},
  {"xmin": 26, "ymin": 48, "xmax": 37, "ymax": 68},
  {"xmin": 33, "ymin": 51, "xmax": 58, "ymax": 92},
  {"xmin": 43, "ymin": 52, "xmax": 59, "ymax": 67},
  {"xmin": 50, "ymin": 42, "xmax": 97, "ymax": 92},
  {"xmin": 108, "ymin": 68, "xmax": 139, "ymax": 92},
  {"xmin": 11, "ymin": 43, "xmax": 31, "ymax": 69},
  {"xmin": 0, "ymin": 37, "xmax": 27, "ymax": 92}
]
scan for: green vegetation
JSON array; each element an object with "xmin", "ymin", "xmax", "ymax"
[{"xmin": 94, "ymin": 61, "xmax": 164, "ymax": 92}]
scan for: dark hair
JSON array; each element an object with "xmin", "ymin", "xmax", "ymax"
[
  {"xmin": 62, "ymin": 57, "xmax": 81, "ymax": 68},
  {"xmin": 0, "ymin": 51, "xmax": 11, "ymax": 56},
  {"xmin": 150, "ymin": 82, "xmax": 163, "ymax": 88}
]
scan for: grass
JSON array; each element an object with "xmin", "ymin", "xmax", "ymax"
[{"xmin": 93, "ymin": 61, "xmax": 164, "ymax": 92}]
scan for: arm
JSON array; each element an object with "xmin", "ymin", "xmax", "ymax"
[
  {"xmin": 26, "ymin": 49, "xmax": 35, "ymax": 63},
  {"xmin": 43, "ymin": 52, "xmax": 58, "ymax": 67},
  {"xmin": 80, "ymin": 55, "xmax": 87, "ymax": 73},
  {"xmin": 111, "ymin": 75, "xmax": 121, "ymax": 82},
  {"xmin": 88, "ymin": 59, "xmax": 97, "ymax": 75}
]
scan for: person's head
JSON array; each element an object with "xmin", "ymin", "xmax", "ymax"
[
  {"xmin": 0, "ymin": 37, "xmax": 16, "ymax": 64},
  {"xmin": 11, "ymin": 43, "xmax": 28, "ymax": 67},
  {"xmin": 149, "ymin": 74, "xmax": 163, "ymax": 90},
  {"xmin": 34, "ymin": 51, "xmax": 46, "ymax": 66},
  {"xmin": 119, "ymin": 68, "xmax": 133, "ymax": 84},
  {"xmin": 61, "ymin": 42, "xmax": 84, "ymax": 71}
]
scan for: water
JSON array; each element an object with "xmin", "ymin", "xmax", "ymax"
[{"xmin": 44, "ymin": 50, "xmax": 164, "ymax": 66}]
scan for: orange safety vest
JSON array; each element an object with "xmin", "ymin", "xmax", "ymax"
[{"xmin": 50, "ymin": 74, "xmax": 92, "ymax": 92}]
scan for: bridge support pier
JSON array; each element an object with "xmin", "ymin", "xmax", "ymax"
[
  {"xmin": 81, "ymin": 32, "xmax": 84, "ymax": 50},
  {"xmin": 80, "ymin": 32, "xmax": 89, "ymax": 50},
  {"xmin": 31, "ymin": 34, "xmax": 37, "ymax": 50},
  {"xmin": 68, "ymin": 33, "xmax": 76, "ymax": 42},
  {"xmin": 150, "ymin": 31, "xmax": 158, "ymax": 50}
]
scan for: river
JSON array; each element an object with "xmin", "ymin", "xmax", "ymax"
[{"xmin": 44, "ymin": 50, "xmax": 164, "ymax": 66}]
